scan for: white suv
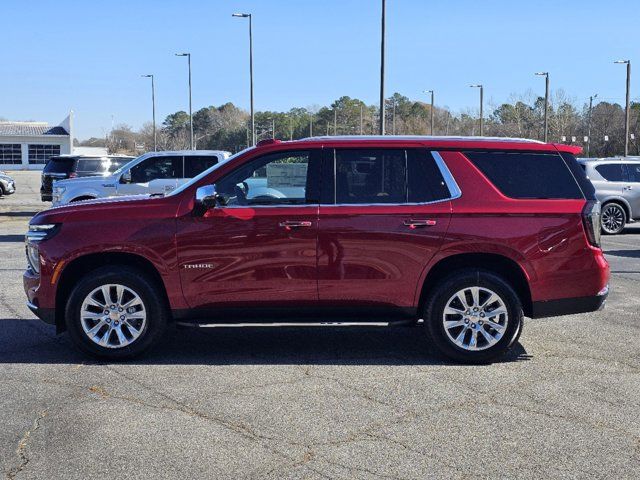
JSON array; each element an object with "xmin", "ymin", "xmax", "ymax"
[{"xmin": 52, "ymin": 150, "xmax": 231, "ymax": 206}]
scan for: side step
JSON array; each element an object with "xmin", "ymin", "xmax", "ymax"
[{"xmin": 176, "ymin": 319, "xmax": 421, "ymax": 329}]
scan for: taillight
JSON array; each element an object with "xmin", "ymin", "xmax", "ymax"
[
  {"xmin": 582, "ymin": 201, "xmax": 601, "ymax": 247},
  {"xmin": 69, "ymin": 172, "xmax": 77, "ymax": 178}
]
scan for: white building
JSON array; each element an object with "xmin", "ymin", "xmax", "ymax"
[{"xmin": 0, "ymin": 113, "xmax": 74, "ymax": 170}]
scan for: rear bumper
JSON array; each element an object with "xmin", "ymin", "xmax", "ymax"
[{"xmin": 531, "ymin": 285, "xmax": 608, "ymax": 318}]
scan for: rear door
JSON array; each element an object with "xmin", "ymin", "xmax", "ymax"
[
  {"xmin": 317, "ymin": 147, "xmax": 453, "ymax": 317},
  {"xmin": 594, "ymin": 163, "xmax": 626, "ymax": 200},
  {"xmin": 624, "ymin": 163, "xmax": 640, "ymax": 218},
  {"xmin": 117, "ymin": 155, "xmax": 182, "ymax": 196}
]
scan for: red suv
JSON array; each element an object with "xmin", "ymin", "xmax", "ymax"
[{"xmin": 24, "ymin": 137, "xmax": 609, "ymax": 363}]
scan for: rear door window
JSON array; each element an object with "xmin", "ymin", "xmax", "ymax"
[
  {"xmin": 43, "ymin": 157, "xmax": 75, "ymax": 174},
  {"xmin": 595, "ymin": 164, "xmax": 625, "ymax": 182},
  {"xmin": 464, "ymin": 151, "xmax": 583, "ymax": 199},
  {"xmin": 130, "ymin": 156, "xmax": 182, "ymax": 183},
  {"xmin": 184, "ymin": 155, "xmax": 220, "ymax": 178},
  {"xmin": 76, "ymin": 158, "xmax": 105, "ymax": 175},
  {"xmin": 624, "ymin": 163, "xmax": 640, "ymax": 182}
]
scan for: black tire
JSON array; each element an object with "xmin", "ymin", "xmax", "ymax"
[
  {"xmin": 600, "ymin": 202, "xmax": 626, "ymax": 235},
  {"xmin": 423, "ymin": 269, "xmax": 523, "ymax": 364},
  {"xmin": 0, "ymin": 184, "xmax": 5, "ymax": 197},
  {"xmin": 65, "ymin": 266, "xmax": 168, "ymax": 360}
]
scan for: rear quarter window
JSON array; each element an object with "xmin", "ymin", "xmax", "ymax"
[
  {"xmin": 464, "ymin": 151, "xmax": 583, "ymax": 200},
  {"xmin": 43, "ymin": 157, "xmax": 75, "ymax": 174}
]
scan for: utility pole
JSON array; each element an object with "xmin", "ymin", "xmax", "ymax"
[
  {"xmin": 470, "ymin": 84, "xmax": 484, "ymax": 136},
  {"xmin": 334, "ymin": 109, "xmax": 337, "ymax": 135},
  {"xmin": 289, "ymin": 116, "xmax": 293, "ymax": 140},
  {"xmin": 379, "ymin": 0, "xmax": 386, "ymax": 135},
  {"xmin": 615, "ymin": 60, "xmax": 631, "ymax": 156},
  {"xmin": 587, "ymin": 93, "xmax": 598, "ymax": 157},
  {"xmin": 535, "ymin": 72, "xmax": 550, "ymax": 142},
  {"xmin": 424, "ymin": 90, "xmax": 434, "ymax": 135},
  {"xmin": 309, "ymin": 114, "xmax": 313, "ymax": 137},
  {"xmin": 175, "ymin": 53, "xmax": 193, "ymax": 149},
  {"xmin": 232, "ymin": 13, "xmax": 255, "ymax": 145},
  {"xmin": 141, "ymin": 74, "xmax": 156, "ymax": 151},
  {"xmin": 360, "ymin": 104, "xmax": 364, "ymax": 135},
  {"xmin": 392, "ymin": 100, "xmax": 396, "ymax": 135}
]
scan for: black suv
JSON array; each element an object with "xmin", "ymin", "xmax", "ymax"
[{"xmin": 40, "ymin": 155, "xmax": 134, "ymax": 202}]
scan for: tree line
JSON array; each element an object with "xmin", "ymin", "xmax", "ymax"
[{"xmin": 80, "ymin": 90, "xmax": 640, "ymax": 158}]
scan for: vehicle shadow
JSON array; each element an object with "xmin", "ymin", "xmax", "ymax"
[
  {"xmin": 0, "ymin": 318, "xmax": 531, "ymax": 366},
  {"xmin": 605, "ymin": 249, "xmax": 640, "ymax": 259},
  {"xmin": 0, "ymin": 211, "xmax": 40, "ymax": 217},
  {"xmin": 0, "ymin": 235, "xmax": 25, "ymax": 243}
]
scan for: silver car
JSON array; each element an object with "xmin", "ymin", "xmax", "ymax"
[
  {"xmin": 578, "ymin": 157, "xmax": 640, "ymax": 234},
  {"xmin": 52, "ymin": 150, "xmax": 231, "ymax": 206},
  {"xmin": 0, "ymin": 171, "xmax": 16, "ymax": 197}
]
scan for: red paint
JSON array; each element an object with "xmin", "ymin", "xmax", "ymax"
[{"xmin": 25, "ymin": 137, "xmax": 609, "ymax": 320}]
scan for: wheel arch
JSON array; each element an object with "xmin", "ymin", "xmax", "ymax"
[
  {"xmin": 54, "ymin": 252, "xmax": 170, "ymax": 332},
  {"xmin": 418, "ymin": 253, "xmax": 533, "ymax": 318},
  {"xmin": 601, "ymin": 197, "xmax": 632, "ymax": 220}
]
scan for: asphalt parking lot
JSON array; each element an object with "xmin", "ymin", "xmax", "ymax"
[{"xmin": 1, "ymin": 171, "xmax": 639, "ymax": 479}]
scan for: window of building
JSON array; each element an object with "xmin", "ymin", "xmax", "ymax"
[
  {"xmin": 28, "ymin": 144, "xmax": 61, "ymax": 165},
  {"xmin": 0, "ymin": 144, "xmax": 22, "ymax": 165}
]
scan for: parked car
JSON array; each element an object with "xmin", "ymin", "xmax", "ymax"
[
  {"xmin": 578, "ymin": 157, "xmax": 640, "ymax": 234},
  {"xmin": 25, "ymin": 136, "xmax": 609, "ymax": 363},
  {"xmin": 51, "ymin": 150, "xmax": 231, "ymax": 206},
  {"xmin": 41, "ymin": 155, "xmax": 134, "ymax": 202},
  {"xmin": 0, "ymin": 171, "xmax": 16, "ymax": 197}
]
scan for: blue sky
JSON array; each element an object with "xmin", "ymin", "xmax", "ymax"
[{"xmin": 2, "ymin": 0, "xmax": 639, "ymax": 140}]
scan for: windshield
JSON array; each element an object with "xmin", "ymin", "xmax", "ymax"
[
  {"xmin": 111, "ymin": 154, "xmax": 145, "ymax": 176},
  {"xmin": 168, "ymin": 147, "xmax": 255, "ymax": 197}
]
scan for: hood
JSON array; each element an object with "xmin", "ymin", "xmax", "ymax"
[
  {"xmin": 54, "ymin": 174, "xmax": 117, "ymax": 188},
  {"xmin": 30, "ymin": 194, "xmax": 176, "ymax": 226}
]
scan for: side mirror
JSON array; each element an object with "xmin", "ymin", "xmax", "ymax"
[
  {"xmin": 121, "ymin": 170, "xmax": 132, "ymax": 184},
  {"xmin": 195, "ymin": 185, "xmax": 221, "ymax": 209}
]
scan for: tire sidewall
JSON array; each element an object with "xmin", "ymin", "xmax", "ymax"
[
  {"xmin": 424, "ymin": 270, "xmax": 523, "ymax": 363},
  {"xmin": 65, "ymin": 266, "xmax": 167, "ymax": 359},
  {"xmin": 601, "ymin": 203, "xmax": 626, "ymax": 235}
]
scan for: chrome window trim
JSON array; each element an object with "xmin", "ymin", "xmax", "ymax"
[{"xmin": 212, "ymin": 149, "xmax": 461, "ymax": 209}]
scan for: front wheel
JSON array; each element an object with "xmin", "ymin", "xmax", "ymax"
[
  {"xmin": 600, "ymin": 203, "xmax": 626, "ymax": 235},
  {"xmin": 65, "ymin": 266, "xmax": 168, "ymax": 359},
  {"xmin": 423, "ymin": 270, "xmax": 523, "ymax": 364}
]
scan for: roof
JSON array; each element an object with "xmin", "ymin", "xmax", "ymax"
[
  {"xmin": 141, "ymin": 150, "xmax": 231, "ymax": 156},
  {"xmin": 260, "ymin": 135, "xmax": 582, "ymax": 154},
  {"xmin": 0, "ymin": 122, "xmax": 69, "ymax": 137},
  {"xmin": 578, "ymin": 156, "xmax": 640, "ymax": 163}
]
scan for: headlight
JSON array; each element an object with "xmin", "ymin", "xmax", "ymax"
[
  {"xmin": 25, "ymin": 224, "xmax": 60, "ymax": 243},
  {"xmin": 26, "ymin": 244, "xmax": 41, "ymax": 274},
  {"xmin": 53, "ymin": 186, "xmax": 66, "ymax": 195}
]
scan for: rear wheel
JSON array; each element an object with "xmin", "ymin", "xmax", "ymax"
[
  {"xmin": 65, "ymin": 266, "xmax": 168, "ymax": 359},
  {"xmin": 423, "ymin": 270, "xmax": 523, "ymax": 363},
  {"xmin": 601, "ymin": 203, "xmax": 626, "ymax": 235}
]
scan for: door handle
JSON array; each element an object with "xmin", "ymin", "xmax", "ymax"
[
  {"xmin": 279, "ymin": 220, "xmax": 313, "ymax": 230},
  {"xmin": 404, "ymin": 219, "xmax": 437, "ymax": 229},
  {"xmin": 624, "ymin": 186, "xmax": 633, "ymax": 190}
]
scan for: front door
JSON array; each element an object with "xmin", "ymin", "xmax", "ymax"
[
  {"xmin": 117, "ymin": 155, "xmax": 182, "ymax": 196},
  {"xmin": 176, "ymin": 149, "xmax": 321, "ymax": 313},
  {"xmin": 317, "ymin": 148, "xmax": 453, "ymax": 317}
]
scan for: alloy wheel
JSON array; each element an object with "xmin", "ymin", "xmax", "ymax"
[
  {"xmin": 442, "ymin": 286, "xmax": 508, "ymax": 351},
  {"xmin": 601, "ymin": 204, "xmax": 625, "ymax": 234},
  {"xmin": 80, "ymin": 284, "xmax": 147, "ymax": 349}
]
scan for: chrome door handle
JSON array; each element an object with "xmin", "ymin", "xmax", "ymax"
[
  {"xmin": 404, "ymin": 219, "xmax": 437, "ymax": 228},
  {"xmin": 279, "ymin": 220, "xmax": 313, "ymax": 229}
]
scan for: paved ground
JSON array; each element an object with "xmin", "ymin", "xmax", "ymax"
[{"xmin": 1, "ymin": 171, "xmax": 639, "ymax": 479}]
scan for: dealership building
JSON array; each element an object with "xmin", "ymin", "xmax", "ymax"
[{"xmin": 0, "ymin": 113, "xmax": 74, "ymax": 170}]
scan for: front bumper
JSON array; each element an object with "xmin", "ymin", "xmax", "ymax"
[
  {"xmin": 531, "ymin": 285, "xmax": 608, "ymax": 318},
  {"xmin": 26, "ymin": 301, "xmax": 56, "ymax": 325},
  {"xmin": 2, "ymin": 180, "xmax": 15, "ymax": 194}
]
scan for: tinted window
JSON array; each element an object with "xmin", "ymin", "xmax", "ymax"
[
  {"xmin": 107, "ymin": 158, "xmax": 130, "ymax": 173},
  {"xmin": 184, "ymin": 155, "xmax": 219, "ymax": 178},
  {"xmin": 130, "ymin": 156, "xmax": 182, "ymax": 183},
  {"xmin": 595, "ymin": 164, "xmax": 625, "ymax": 182},
  {"xmin": 625, "ymin": 163, "xmax": 640, "ymax": 182},
  {"xmin": 43, "ymin": 157, "xmax": 75, "ymax": 174},
  {"xmin": 215, "ymin": 150, "xmax": 316, "ymax": 206},
  {"xmin": 407, "ymin": 149, "xmax": 450, "ymax": 202},
  {"xmin": 76, "ymin": 159, "xmax": 105, "ymax": 173},
  {"xmin": 465, "ymin": 151, "xmax": 583, "ymax": 199},
  {"xmin": 335, "ymin": 149, "xmax": 406, "ymax": 204},
  {"xmin": 560, "ymin": 153, "xmax": 596, "ymax": 201}
]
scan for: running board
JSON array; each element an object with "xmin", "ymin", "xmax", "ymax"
[{"xmin": 176, "ymin": 319, "xmax": 420, "ymax": 329}]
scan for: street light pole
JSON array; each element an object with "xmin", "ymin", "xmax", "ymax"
[
  {"xmin": 392, "ymin": 100, "xmax": 396, "ymax": 135},
  {"xmin": 334, "ymin": 109, "xmax": 337, "ymax": 135},
  {"xmin": 309, "ymin": 114, "xmax": 313, "ymax": 137},
  {"xmin": 233, "ymin": 13, "xmax": 255, "ymax": 146},
  {"xmin": 424, "ymin": 90, "xmax": 434, "ymax": 135},
  {"xmin": 615, "ymin": 60, "xmax": 631, "ymax": 156},
  {"xmin": 587, "ymin": 93, "xmax": 598, "ymax": 157},
  {"xmin": 175, "ymin": 53, "xmax": 193, "ymax": 149},
  {"xmin": 379, "ymin": 0, "xmax": 386, "ymax": 135},
  {"xmin": 360, "ymin": 104, "xmax": 364, "ymax": 135},
  {"xmin": 535, "ymin": 72, "xmax": 550, "ymax": 143},
  {"xmin": 470, "ymin": 84, "xmax": 483, "ymax": 136},
  {"xmin": 141, "ymin": 74, "xmax": 156, "ymax": 151}
]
